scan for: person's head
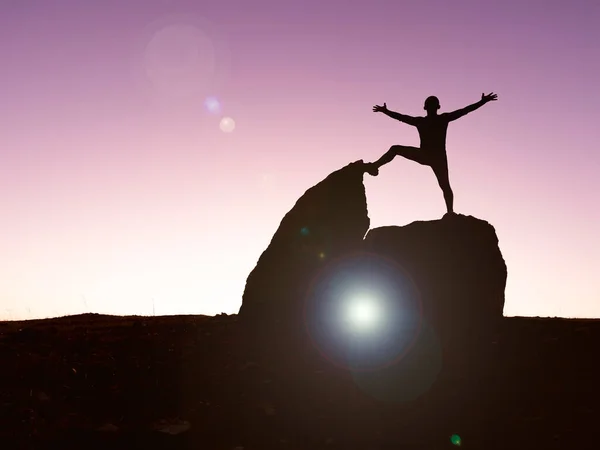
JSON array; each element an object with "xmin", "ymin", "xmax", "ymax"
[{"xmin": 424, "ymin": 96, "xmax": 440, "ymax": 113}]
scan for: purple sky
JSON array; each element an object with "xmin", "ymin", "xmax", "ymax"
[{"xmin": 1, "ymin": 0, "xmax": 599, "ymax": 320}]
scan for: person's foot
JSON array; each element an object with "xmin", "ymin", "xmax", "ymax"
[
  {"xmin": 443, "ymin": 211, "xmax": 458, "ymax": 219},
  {"xmin": 365, "ymin": 163, "xmax": 379, "ymax": 176}
]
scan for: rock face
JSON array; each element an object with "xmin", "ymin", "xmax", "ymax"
[
  {"xmin": 238, "ymin": 160, "xmax": 370, "ymax": 338},
  {"xmin": 364, "ymin": 216, "xmax": 507, "ymax": 349},
  {"xmin": 239, "ymin": 160, "xmax": 507, "ymax": 362}
]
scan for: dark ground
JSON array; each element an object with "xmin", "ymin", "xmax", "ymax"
[{"xmin": 1, "ymin": 313, "xmax": 599, "ymax": 449}]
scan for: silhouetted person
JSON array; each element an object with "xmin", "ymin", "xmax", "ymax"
[{"xmin": 366, "ymin": 93, "xmax": 498, "ymax": 215}]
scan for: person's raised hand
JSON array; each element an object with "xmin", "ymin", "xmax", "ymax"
[
  {"xmin": 481, "ymin": 92, "xmax": 498, "ymax": 103},
  {"xmin": 373, "ymin": 102, "xmax": 387, "ymax": 113}
]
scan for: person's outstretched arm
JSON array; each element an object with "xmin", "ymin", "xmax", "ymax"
[
  {"xmin": 445, "ymin": 92, "xmax": 498, "ymax": 122},
  {"xmin": 373, "ymin": 102, "xmax": 420, "ymax": 126}
]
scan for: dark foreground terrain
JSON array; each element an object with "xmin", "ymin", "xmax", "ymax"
[{"xmin": 1, "ymin": 313, "xmax": 599, "ymax": 449}]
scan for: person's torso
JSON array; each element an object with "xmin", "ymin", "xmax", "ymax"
[{"xmin": 416, "ymin": 114, "xmax": 449, "ymax": 151}]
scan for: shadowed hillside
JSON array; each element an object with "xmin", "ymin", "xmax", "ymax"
[{"xmin": 1, "ymin": 314, "xmax": 599, "ymax": 449}]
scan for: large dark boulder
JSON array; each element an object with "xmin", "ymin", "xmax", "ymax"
[
  {"xmin": 239, "ymin": 161, "xmax": 507, "ymax": 371},
  {"xmin": 238, "ymin": 165, "xmax": 508, "ymax": 433},
  {"xmin": 364, "ymin": 216, "xmax": 506, "ymax": 330},
  {"xmin": 238, "ymin": 160, "xmax": 370, "ymax": 339},
  {"xmin": 363, "ymin": 216, "xmax": 507, "ymax": 362}
]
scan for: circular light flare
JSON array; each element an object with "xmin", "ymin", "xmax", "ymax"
[
  {"xmin": 346, "ymin": 296, "xmax": 381, "ymax": 331},
  {"xmin": 450, "ymin": 434, "xmax": 462, "ymax": 446},
  {"xmin": 219, "ymin": 117, "xmax": 235, "ymax": 133},
  {"xmin": 204, "ymin": 96, "xmax": 221, "ymax": 113},
  {"xmin": 143, "ymin": 23, "xmax": 216, "ymax": 98},
  {"xmin": 303, "ymin": 251, "xmax": 425, "ymax": 373}
]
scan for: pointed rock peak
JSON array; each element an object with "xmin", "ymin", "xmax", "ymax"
[{"xmin": 239, "ymin": 160, "xmax": 371, "ymax": 329}]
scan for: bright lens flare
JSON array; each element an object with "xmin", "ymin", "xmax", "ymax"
[
  {"xmin": 450, "ymin": 434, "xmax": 462, "ymax": 446},
  {"xmin": 303, "ymin": 252, "xmax": 425, "ymax": 373},
  {"xmin": 346, "ymin": 297, "xmax": 380, "ymax": 330},
  {"xmin": 144, "ymin": 23, "xmax": 216, "ymax": 99},
  {"xmin": 204, "ymin": 96, "xmax": 221, "ymax": 113},
  {"xmin": 220, "ymin": 117, "xmax": 235, "ymax": 133}
]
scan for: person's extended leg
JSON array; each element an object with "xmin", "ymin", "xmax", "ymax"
[
  {"xmin": 431, "ymin": 159, "xmax": 454, "ymax": 214},
  {"xmin": 366, "ymin": 145, "xmax": 425, "ymax": 176}
]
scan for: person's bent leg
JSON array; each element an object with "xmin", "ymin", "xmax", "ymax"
[
  {"xmin": 432, "ymin": 161, "xmax": 454, "ymax": 214},
  {"xmin": 366, "ymin": 145, "xmax": 424, "ymax": 175}
]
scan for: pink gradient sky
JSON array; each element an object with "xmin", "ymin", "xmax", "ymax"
[{"xmin": 1, "ymin": 0, "xmax": 599, "ymax": 320}]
